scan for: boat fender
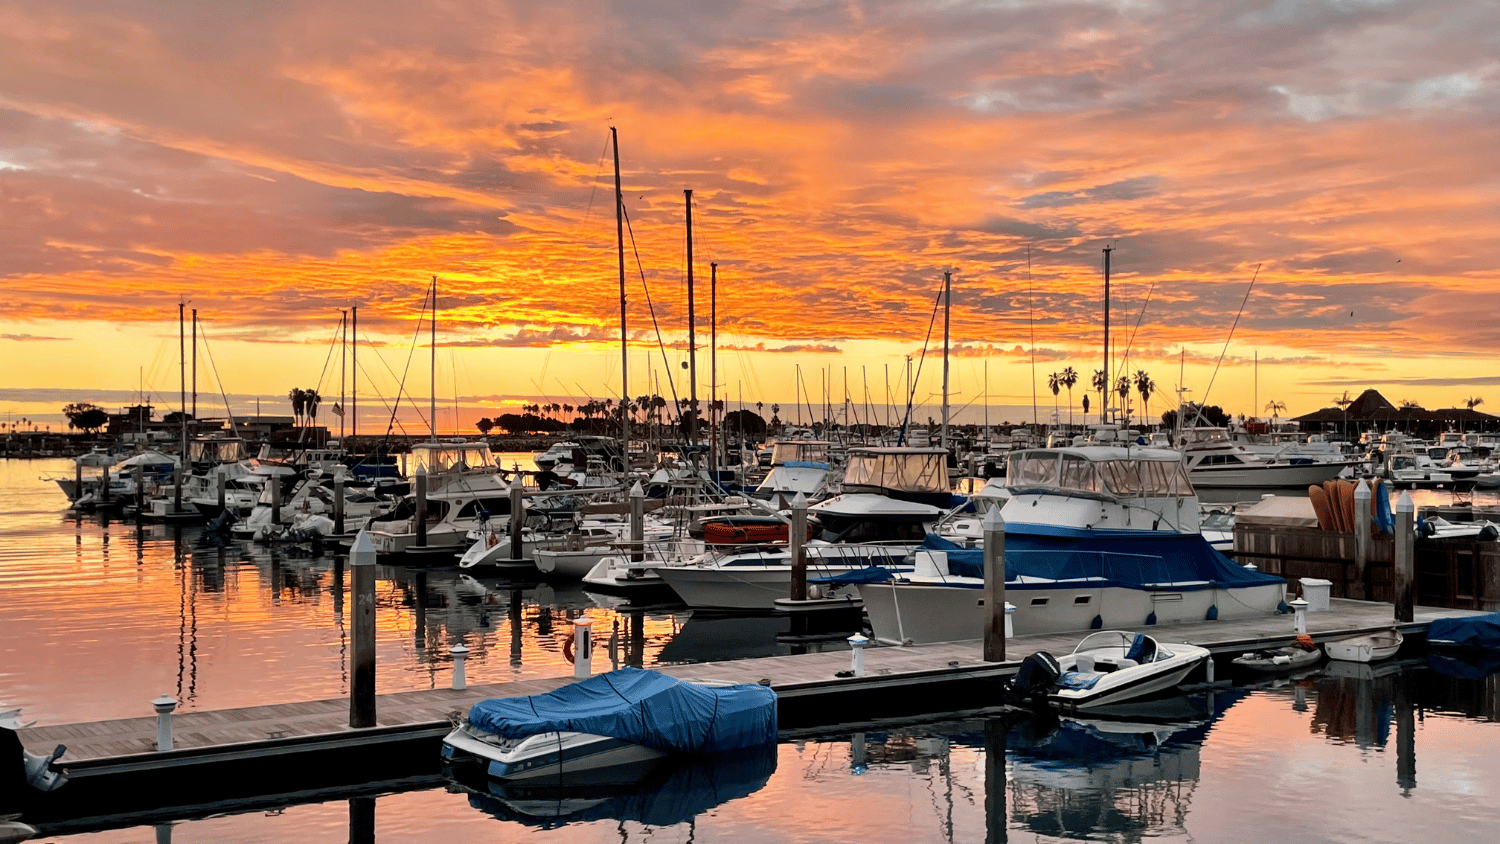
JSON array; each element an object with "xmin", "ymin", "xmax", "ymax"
[
  {"xmin": 1145, "ymin": 612, "xmax": 1157, "ymax": 626},
  {"xmin": 562, "ymin": 632, "xmax": 575, "ymax": 664},
  {"xmin": 1090, "ymin": 615, "xmax": 1103, "ymax": 630},
  {"xmin": 1205, "ymin": 605, "xmax": 1219, "ymax": 621}
]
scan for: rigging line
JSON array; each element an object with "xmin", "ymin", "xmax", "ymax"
[
  {"xmin": 900, "ymin": 280, "xmax": 946, "ymax": 439},
  {"xmin": 384, "ymin": 285, "xmax": 434, "ymax": 439},
  {"xmin": 355, "ymin": 332, "xmax": 430, "ymax": 439},
  {"xmin": 1027, "ymin": 244, "xmax": 1037, "ymax": 427},
  {"xmin": 314, "ymin": 316, "xmax": 342, "ymax": 397},
  {"xmin": 1194, "ymin": 263, "xmax": 1262, "ymax": 423},
  {"xmin": 1117, "ymin": 278, "xmax": 1158, "ymax": 388},
  {"xmin": 621, "ymin": 203, "xmax": 684, "ymax": 422},
  {"xmin": 193, "ymin": 324, "xmax": 241, "ymax": 437}
]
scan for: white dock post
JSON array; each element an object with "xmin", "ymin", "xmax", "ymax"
[
  {"xmin": 629, "ymin": 481, "xmax": 645, "ymax": 563},
  {"xmin": 789, "ymin": 492, "xmax": 809, "ymax": 600},
  {"xmin": 848, "ymin": 634, "xmax": 869, "ymax": 677},
  {"xmin": 983, "ymin": 508, "xmax": 1006, "ymax": 662},
  {"xmin": 450, "ymin": 643, "xmax": 469, "ymax": 690},
  {"xmin": 1004, "ymin": 602, "xmax": 1015, "ymax": 639},
  {"xmin": 572, "ymin": 618, "xmax": 594, "ymax": 679},
  {"xmin": 153, "ymin": 695, "xmax": 177, "ymax": 751},
  {"xmin": 350, "ymin": 530, "xmax": 377, "ymax": 728},
  {"xmin": 1290, "ymin": 597, "xmax": 1309, "ymax": 634},
  {"xmin": 1394, "ymin": 492, "xmax": 1415, "ymax": 622},
  {"xmin": 1353, "ymin": 478, "xmax": 1371, "ymax": 600}
]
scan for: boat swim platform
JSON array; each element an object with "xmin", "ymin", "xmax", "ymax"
[{"xmin": 16, "ymin": 598, "xmax": 1485, "ymax": 827}]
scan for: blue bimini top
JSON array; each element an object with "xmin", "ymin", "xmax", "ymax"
[{"xmin": 466, "ymin": 667, "xmax": 777, "ymax": 755}]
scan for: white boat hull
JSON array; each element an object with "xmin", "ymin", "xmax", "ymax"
[
  {"xmin": 1324, "ymin": 629, "xmax": 1402, "ymax": 663},
  {"xmin": 441, "ymin": 725, "xmax": 669, "ymax": 784},
  {"xmin": 858, "ymin": 580, "xmax": 1286, "ymax": 644},
  {"xmin": 1189, "ymin": 461, "xmax": 1354, "ymax": 488}
]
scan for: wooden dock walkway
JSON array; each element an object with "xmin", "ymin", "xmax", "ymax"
[{"xmin": 19, "ymin": 597, "xmax": 1477, "ymax": 775}]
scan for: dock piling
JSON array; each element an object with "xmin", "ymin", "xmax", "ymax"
[
  {"xmin": 414, "ymin": 466, "xmax": 427, "ymax": 548},
  {"xmin": 449, "ymin": 644, "xmax": 469, "ymax": 690},
  {"xmin": 1353, "ymin": 478, "xmax": 1371, "ymax": 600},
  {"xmin": 983, "ymin": 508, "xmax": 1007, "ymax": 662},
  {"xmin": 789, "ymin": 492, "xmax": 808, "ymax": 601},
  {"xmin": 134, "ymin": 465, "xmax": 144, "ymax": 511},
  {"xmin": 629, "ymin": 481, "xmax": 644, "ymax": 562},
  {"xmin": 509, "ymin": 479, "xmax": 524, "ymax": 561},
  {"xmin": 271, "ymin": 472, "xmax": 281, "ymax": 525},
  {"xmin": 216, "ymin": 471, "xmax": 226, "ymax": 516},
  {"xmin": 152, "ymin": 695, "xmax": 177, "ymax": 751},
  {"xmin": 350, "ymin": 531, "xmax": 377, "ymax": 728},
  {"xmin": 1395, "ymin": 492, "xmax": 1415, "ymax": 622},
  {"xmin": 333, "ymin": 471, "xmax": 345, "ymax": 535}
]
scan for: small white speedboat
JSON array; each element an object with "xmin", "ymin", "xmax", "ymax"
[
  {"xmin": 1007, "ymin": 631, "xmax": 1210, "ymax": 713},
  {"xmin": 1324, "ymin": 628, "xmax": 1403, "ymax": 663}
]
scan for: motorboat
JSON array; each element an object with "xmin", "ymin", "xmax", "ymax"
[
  {"xmin": 366, "ymin": 441, "xmax": 513, "ymax": 556},
  {"xmin": 440, "ymin": 668, "xmax": 777, "ymax": 784},
  {"xmin": 1426, "ymin": 612, "xmax": 1500, "ymax": 651},
  {"xmin": 751, "ymin": 439, "xmax": 835, "ymax": 502},
  {"xmin": 1324, "ymin": 628, "xmax": 1403, "ymax": 663},
  {"xmin": 855, "ymin": 445, "xmax": 1288, "ymax": 644},
  {"xmin": 1178, "ymin": 428, "xmax": 1356, "ymax": 488},
  {"xmin": 3, "ymin": 707, "xmax": 68, "ymax": 797},
  {"xmin": 1006, "ymin": 631, "xmax": 1210, "ymax": 712},
  {"xmin": 655, "ymin": 447, "xmax": 951, "ymax": 610},
  {"xmin": 1230, "ymin": 636, "xmax": 1323, "ymax": 674}
]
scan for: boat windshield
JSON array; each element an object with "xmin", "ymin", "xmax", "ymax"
[
  {"xmin": 411, "ymin": 444, "xmax": 494, "ymax": 474},
  {"xmin": 843, "ymin": 450, "xmax": 948, "ymax": 494},
  {"xmin": 1009, "ymin": 451, "xmax": 1192, "ymax": 497},
  {"xmin": 770, "ymin": 441, "xmax": 831, "ymax": 465}
]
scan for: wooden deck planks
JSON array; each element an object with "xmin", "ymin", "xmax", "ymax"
[{"xmin": 18, "ymin": 598, "xmax": 1484, "ymax": 769}]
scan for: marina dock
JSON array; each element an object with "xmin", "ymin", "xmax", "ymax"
[{"xmin": 18, "ymin": 598, "xmax": 1483, "ymax": 831}]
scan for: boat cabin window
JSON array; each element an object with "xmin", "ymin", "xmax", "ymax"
[
  {"xmin": 411, "ymin": 444, "xmax": 495, "ymax": 475},
  {"xmin": 810, "ymin": 513, "xmax": 929, "ymax": 543},
  {"xmin": 842, "ymin": 451, "xmax": 948, "ymax": 494},
  {"xmin": 1072, "ymin": 595, "xmax": 1091, "ymax": 604},
  {"xmin": 1009, "ymin": 453, "xmax": 1060, "ymax": 487},
  {"xmin": 1059, "ymin": 455, "xmax": 1099, "ymax": 491},
  {"xmin": 1029, "ymin": 597, "xmax": 1049, "ymax": 606},
  {"xmin": 455, "ymin": 498, "xmax": 510, "ymax": 520},
  {"xmin": 770, "ymin": 441, "xmax": 831, "ymax": 465}
]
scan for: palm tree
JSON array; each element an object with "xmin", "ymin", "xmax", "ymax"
[
  {"xmin": 1115, "ymin": 377, "xmax": 1131, "ymax": 423},
  {"xmin": 1061, "ymin": 367, "xmax": 1078, "ymax": 429},
  {"xmin": 1265, "ymin": 399, "xmax": 1287, "ymax": 427},
  {"xmin": 1048, "ymin": 371, "xmax": 1061, "ymax": 418},
  {"xmin": 1466, "ymin": 396, "xmax": 1485, "ymax": 411},
  {"xmin": 288, "ymin": 388, "xmax": 306, "ymax": 426},
  {"xmin": 305, "ymin": 390, "xmax": 321, "ymax": 427},
  {"xmin": 1134, "ymin": 370, "xmax": 1155, "ymax": 427}
]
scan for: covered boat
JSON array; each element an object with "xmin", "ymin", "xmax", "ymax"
[
  {"xmin": 441, "ymin": 668, "xmax": 777, "ymax": 784},
  {"xmin": 1427, "ymin": 612, "xmax": 1500, "ymax": 651}
]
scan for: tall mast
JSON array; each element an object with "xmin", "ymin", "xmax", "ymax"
[
  {"xmin": 430, "ymin": 275, "xmax": 437, "ymax": 442},
  {"xmin": 339, "ymin": 309, "xmax": 347, "ymax": 442},
  {"xmin": 1103, "ymin": 246, "xmax": 1112, "ymax": 424},
  {"xmin": 191, "ymin": 309, "xmax": 197, "ymax": 420},
  {"xmin": 612, "ymin": 127, "xmax": 629, "ymax": 460},
  {"xmin": 941, "ymin": 268, "xmax": 952, "ymax": 452},
  {"xmin": 684, "ymin": 189, "xmax": 698, "ymax": 448},
  {"xmin": 351, "ymin": 306, "xmax": 358, "ymax": 445},
  {"xmin": 177, "ymin": 301, "xmax": 186, "ymax": 512},
  {"xmin": 710, "ymin": 261, "xmax": 718, "ymax": 475}
]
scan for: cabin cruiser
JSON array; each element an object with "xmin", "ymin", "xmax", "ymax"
[
  {"xmin": 1177, "ymin": 428, "xmax": 1354, "ymax": 487},
  {"xmin": 366, "ymin": 441, "xmax": 513, "ymax": 556},
  {"xmin": 752, "ymin": 439, "xmax": 836, "ymax": 503},
  {"xmin": 54, "ymin": 449, "xmax": 178, "ymax": 508},
  {"xmin": 855, "ymin": 444, "xmax": 1287, "ymax": 644}
]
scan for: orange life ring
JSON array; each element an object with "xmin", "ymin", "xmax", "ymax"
[
  {"xmin": 485, "ymin": 533, "xmax": 499, "ymax": 549},
  {"xmin": 562, "ymin": 632, "xmax": 575, "ymax": 664}
]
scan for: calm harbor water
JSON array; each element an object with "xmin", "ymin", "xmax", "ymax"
[{"xmin": 3, "ymin": 456, "xmax": 1500, "ymax": 842}]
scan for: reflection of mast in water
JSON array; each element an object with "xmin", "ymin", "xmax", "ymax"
[
  {"xmin": 333, "ymin": 555, "xmax": 348, "ymax": 687},
  {"xmin": 174, "ymin": 527, "xmax": 198, "ymax": 705},
  {"xmin": 509, "ymin": 588, "xmax": 523, "ymax": 667}
]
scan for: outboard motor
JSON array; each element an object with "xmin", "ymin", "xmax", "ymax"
[{"xmin": 1007, "ymin": 651, "xmax": 1062, "ymax": 706}]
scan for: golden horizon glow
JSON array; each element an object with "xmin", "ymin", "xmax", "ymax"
[{"xmin": 5, "ymin": 1, "xmax": 1500, "ymax": 432}]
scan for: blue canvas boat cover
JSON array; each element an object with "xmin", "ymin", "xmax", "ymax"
[
  {"xmin": 916, "ymin": 528, "xmax": 1285, "ymax": 592},
  {"xmin": 1427, "ymin": 613, "xmax": 1500, "ymax": 650},
  {"xmin": 466, "ymin": 668, "xmax": 777, "ymax": 755}
]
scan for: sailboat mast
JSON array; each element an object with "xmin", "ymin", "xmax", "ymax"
[
  {"xmin": 1103, "ymin": 246, "xmax": 1112, "ymax": 424},
  {"xmin": 612, "ymin": 127, "xmax": 629, "ymax": 460},
  {"xmin": 941, "ymin": 268, "xmax": 951, "ymax": 452},
  {"xmin": 177, "ymin": 301, "xmax": 186, "ymax": 511},
  {"xmin": 339, "ymin": 310, "xmax": 347, "ymax": 442},
  {"xmin": 351, "ymin": 306, "xmax": 358, "ymax": 445},
  {"xmin": 684, "ymin": 189, "xmax": 698, "ymax": 448},
  {"xmin": 710, "ymin": 261, "xmax": 718, "ymax": 475},
  {"xmin": 430, "ymin": 276, "xmax": 437, "ymax": 441},
  {"xmin": 191, "ymin": 309, "xmax": 198, "ymax": 420}
]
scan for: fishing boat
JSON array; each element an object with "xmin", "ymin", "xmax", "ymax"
[
  {"xmin": 1005, "ymin": 631, "xmax": 1210, "ymax": 712},
  {"xmin": 1230, "ymin": 636, "xmax": 1323, "ymax": 674},
  {"xmin": 1177, "ymin": 428, "xmax": 1356, "ymax": 488},
  {"xmin": 1323, "ymin": 628, "xmax": 1403, "ymax": 663},
  {"xmin": 440, "ymin": 668, "xmax": 776, "ymax": 785}
]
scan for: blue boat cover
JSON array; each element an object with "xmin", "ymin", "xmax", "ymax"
[
  {"xmin": 1055, "ymin": 671, "xmax": 1102, "ymax": 690},
  {"xmin": 1427, "ymin": 613, "xmax": 1500, "ymax": 650},
  {"xmin": 467, "ymin": 668, "xmax": 777, "ymax": 755},
  {"xmin": 914, "ymin": 529, "xmax": 1285, "ymax": 592}
]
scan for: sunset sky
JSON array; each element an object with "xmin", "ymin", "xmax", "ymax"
[{"xmin": 4, "ymin": 0, "xmax": 1498, "ymax": 435}]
